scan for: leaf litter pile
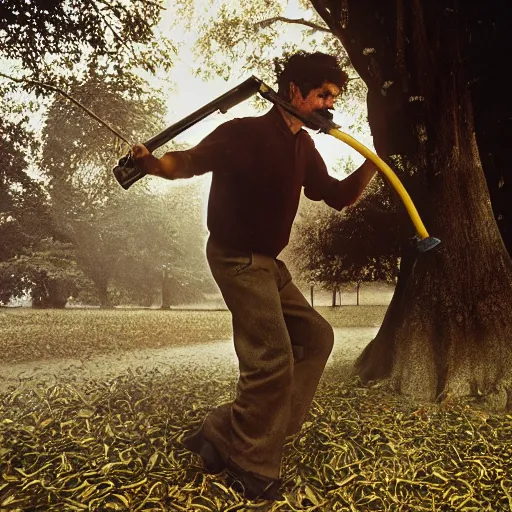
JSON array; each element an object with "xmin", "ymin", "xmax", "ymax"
[{"xmin": 1, "ymin": 365, "xmax": 512, "ymax": 511}]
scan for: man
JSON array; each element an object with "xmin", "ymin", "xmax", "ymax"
[{"xmin": 130, "ymin": 51, "xmax": 377, "ymax": 500}]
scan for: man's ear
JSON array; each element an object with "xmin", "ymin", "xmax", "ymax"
[{"xmin": 289, "ymin": 82, "xmax": 302, "ymax": 102}]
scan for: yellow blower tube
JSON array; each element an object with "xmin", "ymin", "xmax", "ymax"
[{"xmin": 328, "ymin": 128, "xmax": 430, "ymax": 241}]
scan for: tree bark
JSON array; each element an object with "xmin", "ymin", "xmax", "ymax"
[
  {"xmin": 312, "ymin": 0, "xmax": 512, "ymax": 408},
  {"xmin": 356, "ymin": 81, "xmax": 512, "ymax": 404}
]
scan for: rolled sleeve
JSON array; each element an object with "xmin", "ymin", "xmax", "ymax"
[{"xmin": 173, "ymin": 119, "xmax": 242, "ymax": 176}]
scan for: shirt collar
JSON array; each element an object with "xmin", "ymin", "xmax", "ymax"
[{"xmin": 263, "ymin": 105, "xmax": 304, "ymax": 140}]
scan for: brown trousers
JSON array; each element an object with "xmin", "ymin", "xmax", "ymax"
[{"xmin": 196, "ymin": 237, "xmax": 334, "ymax": 479}]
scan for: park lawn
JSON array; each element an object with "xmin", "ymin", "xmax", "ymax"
[{"xmin": 0, "ymin": 306, "xmax": 387, "ymax": 365}]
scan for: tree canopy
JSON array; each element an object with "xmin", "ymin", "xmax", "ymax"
[
  {"xmin": 0, "ymin": 1, "xmax": 198, "ymax": 307},
  {"xmin": 291, "ymin": 177, "xmax": 399, "ymax": 289},
  {"xmin": 0, "ymin": 101, "xmax": 51, "ymax": 263},
  {"xmin": 0, "ymin": 0, "xmax": 174, "ymax": 82}
]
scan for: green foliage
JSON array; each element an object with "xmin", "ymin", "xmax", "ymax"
[
  {"xmin": 145, "ymin": 180, "xmax": 217, "ymax": 306},
  {"xmin": 38, "ymin": 72, "xmax": 178, "ymax": 306},
  {"xmin": 0, "ymin": 239, "xmax": 91, "ymax": 307},
  {"xmin": 174, "ymin": 0, "xmax": 366, "ymax": 116},
  {"xmin": 0, "ymin": 0, "xmax": 180, "ymax": 289},
  {"xmin": 0, "ymin": 0, "xmax": 175, "ymax": 82},
  {"xmin": 291, "ymin": 177, "xmax": 400, "ymax": 287},
  {"xmin": 70, "ymin": 187, "xmax": 206, "ymax": 307},
  {"xmin": 193, "ymin": 2, "xmax": 284, "ymax": 81},
  {"xmin": 40, "ymin": 71, "xmax": 166, "ymax": 194},
  {"xmin": 3, "ymin": 63, "xmax": 212, "ymax": 308},
  {"xmin": 0, "ymin": 97, "xmax": 53, "ymax": 262},
  {"xmin": 71, "ymin": 191, "xmax": 179, "ymax": 307}
]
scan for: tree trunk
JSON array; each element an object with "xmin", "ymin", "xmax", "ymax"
[
  {"xmin": 356, "ymin": 282, "xmax": 360, "ymax": 306},
  {"xmin": 312, "ymin": 0, "xmax": 512, "ymax": 408},
  {"xmin": 332, "ymin": 286, "xmax": 337, "ymax": 306},
  {"xmin": 161, "ymin": 267, "xmax": 171, "ymax": 309},
  {"xmin": 97, "ymin": 279, "xmax": 111, "ymax": 309},
  {"xmin": 354, "ymin": 4, "xmax": 512, "ymax": 408},
  {"xmin": 356, "ymin": 107, "xmax": 512, "ymax": 408}
]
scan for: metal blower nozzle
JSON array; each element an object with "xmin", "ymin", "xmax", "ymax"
[{"xmin": 417, "ymin": 236, "xmax": 441, "ymax": 252}]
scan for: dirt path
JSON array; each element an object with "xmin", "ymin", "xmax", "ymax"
[{"xmin": 0, "ymin": 327, "xmax": 378, "ymax": 393}]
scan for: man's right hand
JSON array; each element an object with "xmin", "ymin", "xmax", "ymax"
[
  {"xmin": 129, "ymin": 143, "xmax": 153, "ymax": 174},
  {"xmin": 131, "ymin": 143, "xmax": 150, "ymax": 162},
  {"xmin": 122, "ymin": 145, "xmax": 184, "ymax": 181},
  {"xmin": 127, "ymin": 143, "xmax": 165, "ymax": 178},
  {"xmin": 115, "ymin": 144, "xmax": 150, "ymax": 172},
  {"xmin": 113, "ymin": 145, "xmax": 150, "ymax": 189}
]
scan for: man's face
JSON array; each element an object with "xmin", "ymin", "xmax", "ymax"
[{"xmin": 289, "ymin": 81, "xmax": 340, "ymax": 118}]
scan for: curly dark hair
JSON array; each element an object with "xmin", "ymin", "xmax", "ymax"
[{"xmin": 274, "ymin": 51, "xmax": 349, "ymax": 101}]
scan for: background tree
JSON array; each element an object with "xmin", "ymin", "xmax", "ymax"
[
  {"xmin": 39, "ymin": 71, "xmax": 213, "ymax": 307},
  {"xmin": 0, "ymin": 89, "xmax": 59, "ymax": 305},
  {"xmin": 289, "ymin": 176, "xmax": 399, "ymax": 305},
  {"xmin": 38, "ymin": 72, "xmax": 156, "ymax": 306},
  {"xmin": 0, "ymin": 239, "xmax": 93, "ymax": 308},
  {"xmin": 0, "ymin": 78, "xmax": 53, "ymax": 246},
  {"xmin": 68, "ymin": 191, "xmax": 182, "ymax": 308},
  {"xmin": 0, "ymin": 0, "xmax": 179, "ymax": 306},
  {"xmin": 0, "ymin": 113, "xmax": 50, "ymax": 262}
]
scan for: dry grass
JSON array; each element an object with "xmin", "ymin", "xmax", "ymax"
[
  {"xmin": 0, "ymin": 309, "xmax": 233, "ymax": 365},
  {"xmin": 0, "ymin": 307, "xmax": 387, "ymax": 365}
]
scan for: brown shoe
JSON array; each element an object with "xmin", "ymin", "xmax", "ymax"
[
  {"xmin": 181, "ymin": 429, "xmax": 225, "ymax": 474},
  {"xmin": 225, "ymin": 459, "xmax": 281, "ymax": 501}
]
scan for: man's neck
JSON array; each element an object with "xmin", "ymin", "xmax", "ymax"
[{"xmin": 277, "ymin": 106, "xmax": 303, "ymax": 135}]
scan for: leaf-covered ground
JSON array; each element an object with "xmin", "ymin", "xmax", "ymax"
[
  {"xmin": 1, "ymin": 369, "xmax": 511, "ymax": 511},
  {"xmin": 1, "ymin": 308, "xmax": 511, "ymax": 511}
]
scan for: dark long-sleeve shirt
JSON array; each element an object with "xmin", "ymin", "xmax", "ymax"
[{"xmin": 174, "ymin": 106, "xmax": 359, "ymax": 258}]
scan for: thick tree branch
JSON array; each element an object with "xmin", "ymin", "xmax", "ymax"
[
  {"xmin": 256, "ymin": 16, "xmax": 331, "ymax": 33},
  {"xmin": 309, "ymin": 0, "xmax": 375, "ymax": 86}
]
